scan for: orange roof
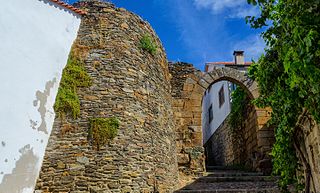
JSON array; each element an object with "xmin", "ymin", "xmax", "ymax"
[
  {"xmin": 49, "ymin": 0, "xmax": 87, "ymax": 15},
  {"xmin": 206, "ymin": 61, "xmax": 252, "ymax": 66}
]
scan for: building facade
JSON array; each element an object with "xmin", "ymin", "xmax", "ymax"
[{"xmin": 0, "ymin": 1, "xmax": 83, "ymax": 192}]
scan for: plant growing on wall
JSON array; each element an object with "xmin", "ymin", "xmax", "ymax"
[
  {"xmin": 139, "ymin": 34, "xmax": 158, "ymax": 55},
  {"xmin": 88, "ymin": 117, "xmax": 119, "ymax": 150},
  {"xmin": 54, "ymin": 51, "xmax": 92, "ymax": 119},
  {"xmin": 229, "ymin": 87, "xmax": 250, "ymax": 129},
  {"xmin": 247, "ymin": 0, "xmax": 320, "ymax": 191}
]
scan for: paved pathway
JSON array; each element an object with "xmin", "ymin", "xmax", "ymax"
[{"xmin": 175, "ymin": 166, "xmax": 280, "ymax": 193}]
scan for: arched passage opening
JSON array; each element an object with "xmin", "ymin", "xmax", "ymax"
[
  {"xmin": 169, "ymin": 64, "xmax": 274, "ymax": 182},
  {"xmin": 202, "ymin": 78, "xmax": 260, "ymax": 171}
]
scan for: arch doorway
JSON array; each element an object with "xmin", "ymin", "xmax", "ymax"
[{"xmin": 169, "ymin": 63, "xmax": 274, "ymax": 179}]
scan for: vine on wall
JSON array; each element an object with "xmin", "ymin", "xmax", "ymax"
[
  {"xmin": 247, "ymin": 0, "xmax": 320, "ymax": 191},
  {"xmin": 54, "ymin": 45, "xmax": 119, "ymax": 149},
  {"xmin": 229, "ymin": 87, "xmax": 250, "ymax": 129},
  {"xmin": 54, "ymin": 50, "xmax": 92, "ymax": 119}
]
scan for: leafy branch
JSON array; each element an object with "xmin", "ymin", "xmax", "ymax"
[{"xmin": 247, "ymin": 0, "xmax": 320, "ymax": 191}]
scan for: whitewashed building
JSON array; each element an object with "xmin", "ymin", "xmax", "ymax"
[
  {"xmin": 202, "ymin": 51, "xmax": 251, "ymax": 145},
  {"xmin": 0, "ymin": 1, "xmax": 84, "ymax": 192}
]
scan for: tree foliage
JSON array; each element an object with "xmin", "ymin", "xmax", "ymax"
[{"xmin": 247, "ymin": 0, "xmax": 320, "ymax": 191}]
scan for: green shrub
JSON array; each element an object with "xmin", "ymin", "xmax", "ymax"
[
  {"xmin": 139, "ymin": 34, "xmax": 157, "ymax": 55},
  {"xmin": 229, "ymin": 87, "xmax": 250, "ymax": 129},
  {"xmin": 88, "ymin": 117, "xmax": 119, "ymax": 150},
  {"xmin": 247, "ymin": 0, "xmax": 320, "ymax": 190},
  {"xmin": 54, "ymin": 52, "xmax": 92, "ymax": 119}
]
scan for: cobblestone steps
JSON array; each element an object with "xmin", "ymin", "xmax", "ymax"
[
  {"xmin": 197, "ymin": 176, "xmax": 277, "ymax": 183},
  {"xmin": 175, "ymin": 168, "xmax": 280, "ymax": 193},
  {"xmin": 206, "ymin": 171, "xmax": 264, "ymax": 177}
]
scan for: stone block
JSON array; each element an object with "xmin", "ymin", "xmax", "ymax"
[
  {"xmin": 173, "ymin": 99, "xmax": 184, "ymax": 107},
  {"xmin": 178, "ymin": 153, "xmax": 190, "ymax": 165},
  {"xmin": 83, "ymin": 95, "xmax": 99, "ymax": 101},
  {"xmin": 183, "ymin": 83, "xmax": 194, "ymax": 91},
  {"xmin": 193, "ymin": 84, "xmax": 206, "ymax": 93},
  {"xmin": 201, "ymin": 74, "xmax": 214, "ymax": 84},
  {"xmin": 257, "ymin": 130, "xmax": 274, "ymax": 138},
  {"xmin": 197, "ymin": 79, "xmax": 209, "ymax": 89},
  {"xmin": 257, "ymin": 116, "xmax": 270, "ymax": 125},
  {"xmin": 186, "ymin": 99, "xmax": 202, "ymax": 107},
  {"xmin": 258, "ymin": 138, "xmax": 273, "ymax": 148}
]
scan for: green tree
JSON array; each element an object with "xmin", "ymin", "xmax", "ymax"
[{"xmin": 246, "ymin": 0, "xmax": 320, "ymax": 191}]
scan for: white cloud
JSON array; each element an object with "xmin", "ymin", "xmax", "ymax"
[
  {"xmin": 228, "ymin": 6, "xmax": 260, "ymax": 19},
  {"xmin": 194, "ymin": 0, "xmax": 245, "ymax": 12},
  {"xmin": 193, "ymin": 0, "xmax": 259, "ymax": 18},
  {"xmin": 154, "ymin": 0, "xmax": 264, "ymax": 69},
  {"xmin": 165, "ymin": 0, "xmax": 230, "ymax": 68}
]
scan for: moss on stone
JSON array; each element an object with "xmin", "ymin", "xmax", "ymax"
[
  {"xmin": 88, "ymin": 117, "xmax": 119, "ymax": 150},
  {"xmin": 54, "ymin": 51, "xmax": 92, "ymax": 119},
  {"xmin": 139, "ymin": 34, "xmax": 157, "ymax": 55}
]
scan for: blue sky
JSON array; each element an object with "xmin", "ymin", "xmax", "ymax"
[{"xmin": 69, "ymin": 0, "xmax": 266, "ymax": 70}]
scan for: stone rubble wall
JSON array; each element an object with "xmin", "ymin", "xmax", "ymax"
[
  {"xmin": 204, "ymin": 100, "xmax": 274, "ymax": 174},
  {"xmin": 169, "ymin": 62, "xmax": 206, "ymax": 179},
  {"xmin": 296, "ymin": 112, "xmax": 320, "ymax": 192},
  {"xmin": 35, "ymin": 1, "xmax": 178, "ymax": 192},
  {"xmin": 204, "ymin": 105, "xmax": 268, "ymax": 170},
  {"xmin": 203, "ymin": 117, "xmax": 236, "ymax": 166}
]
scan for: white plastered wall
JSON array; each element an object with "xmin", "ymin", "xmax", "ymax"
[
  {"xmin": 202, "ymin": 81, "xmax": 231, "ymax": 144},
  {"xmin": 0, "ymin": 0, "xmax": 81, "ymax": 192}
]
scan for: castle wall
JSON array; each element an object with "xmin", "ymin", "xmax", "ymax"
[
  {"xmin": 35, "ymin": 1, "xmax": 178, "ymax": 192},
  {"xmin": 169, "ymin": 62, "xmax": 206, "ymax": 186},
  {"xmin": 0, "ymin": 0, "xmax": 81, "ymax": 192}
]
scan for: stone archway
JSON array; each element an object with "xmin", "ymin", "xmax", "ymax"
[{"xmin": 169, "ymin": 63, "xmax": 274, "ymax": 180}]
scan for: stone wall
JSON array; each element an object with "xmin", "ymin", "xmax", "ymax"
[
  {"xmin": 204, "ymin": 117, "xmax": 236, "ymax": 166},
  {"xmin": 203, "ymin": 104, "xmax": 272, "ymax": 172},
  {"xmin": 255, "ymin": 107, "xmax": 274, "ymax": 174},
  {"xmin": 295, "ymin": 111, "xmax": 320, "ymax": 192},
  {"xmin": 169, "ymin": 62, "xmax": 206, "ymax": 179},
  {"xmin": 35, "ymin": 1, "xmax": 178, "ymax": 192}
]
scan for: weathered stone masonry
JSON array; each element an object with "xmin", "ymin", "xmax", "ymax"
[
  {"xmin": 169, "ymin": 62, "xmax": 205, "ymax": 177},
  {"xmin": 204, "ymin": 105, "xmax": 274, "ymax": 173},
  {"xmin": 36, "ymin": 1, "xmax": 178, "ymax": 192},
  {"xmin": 169, "ymin": 62, "xmax": 274, "ymax": 177}
]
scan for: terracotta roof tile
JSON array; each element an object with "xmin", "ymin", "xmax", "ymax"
[
  {"xmin": 206, "ymin": 61, "xmax": 252, "ymax": 66},
  {"xmin": 49, "ymin": 0, "xmax": 87, "ymax": 15}
]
